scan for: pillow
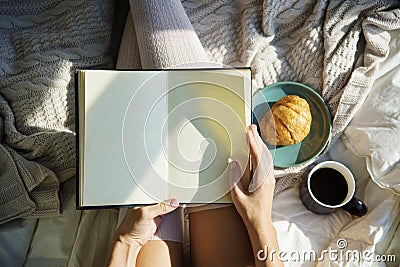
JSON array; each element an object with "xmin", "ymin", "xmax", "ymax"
[{"xmin": 343, "ymin": 29, "xmax": 400, "ymax": 195}]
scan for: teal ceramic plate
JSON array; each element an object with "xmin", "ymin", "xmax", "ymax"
[{"xmin": 252, "ymin": 82, "xmax": 332, "ymax": 168}]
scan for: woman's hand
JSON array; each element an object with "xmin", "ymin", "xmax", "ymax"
[
  {"xmin": 230, "ymin": 124, "xmax": 275, "ymax": 230},
  {"xmin": 116, "ymin": 199, "xmax": 179, "ymax": 246},
  {"xmin": 230, "ymin": 125, "xmax": 282, "ymax": 267},
  {"xmin": 108, "ymin": 199, "xmax": 179, "ymax": 266}
]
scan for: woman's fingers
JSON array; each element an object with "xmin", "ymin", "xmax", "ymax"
[
  {"xmin": 250, "ymin": 125, "xmax": 273, "ymax": 166},
  {"xmin": 144, "ymin": 199, "xmax": 179, "ymax": 219},
  {"xmin": 250, "ymin": 125, "xmax": 266, "ymax": 157},
  {"xmin": 247, "ymin": 126, "xmax": 260, "ymax": 164},
  {"xmin": 230, "ymin": 160, "xmax": 246, "ymax": 199},
  {"xmin": 247, "ymin": 125, "xmax": 274, "ymax": 193},
  {"xmin": 253, "ymin": 126, "xmax": 264, "ymax": 148}
]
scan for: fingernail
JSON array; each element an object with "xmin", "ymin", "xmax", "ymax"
[
  {"xmin": 248, "ymin": 129, "xmax": 253, "ymax": 137},
  {"xmin": 248, "ymin": 179, "xmax": 256, "ymax": 193},
  {"xmin": 252, "ymin": 125, "xmax": 258, "ymax": 134},
  {"xmin": 230, "ymin": 160, "xmax": 237, "ymax": 170},
  {"xmin": 169, "ymin": 199, "xmax": 179, "ymax": 208}
]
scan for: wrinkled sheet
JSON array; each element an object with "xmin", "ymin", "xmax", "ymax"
[
  {"xmin": 272, "ymin": 139, "xmax": 400, "ymax": 267},
  {"xmin": 344, "ymin": 29, "xmax": 400, "ymax": 196},
  {"xmin": 0, "ymin": 179, "xmax": 119, "ymax": 267},
  {"xmin": 270, "ymin": 29, "xmax": 400, "ymax": 266},
  {"xmin": 1, "ymin": 140, "xmax": 398, "ymax": 267},
  {"xmin": 271, "ymin": 28, "xmax": 400, "ymax": 267}
]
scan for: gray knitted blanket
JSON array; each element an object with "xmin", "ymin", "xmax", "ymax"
[
  {"xmin": 0, "ymin": 0, "xmax": 114, "ymax": 223},
  {"xmin": 1, "ymin": 0, "xmax": 399, "ymax": 223}
]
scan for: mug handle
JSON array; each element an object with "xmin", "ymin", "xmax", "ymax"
[{"xmin": 342, "ymin": 197, "xmax": 368, "ymax": 217}]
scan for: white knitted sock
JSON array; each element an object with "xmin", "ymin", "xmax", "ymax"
[{"xmin": 129, "ymin": 0, "xmax": 209, "ymax": 68}]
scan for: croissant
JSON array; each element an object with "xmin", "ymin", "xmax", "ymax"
[{"xmin": 259, "ymin": 95, "xmax": 312, "ymax": 146}]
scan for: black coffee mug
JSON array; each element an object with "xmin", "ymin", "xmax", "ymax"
[{"xmin": 299, "ymin": 161, "xmax": 368, "ymax": 216}]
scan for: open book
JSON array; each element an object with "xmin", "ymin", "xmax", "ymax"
[{"xmin": 76, "ymin": 69, "xmax": 251, "ymax": 208}]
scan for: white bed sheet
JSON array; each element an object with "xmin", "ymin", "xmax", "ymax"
[
  {"xmin": 1, "ymin": 138, "xmax": 398, "ymax": 267},
  {"xmin": 272, "ymin": 139, "xmax": 400, "ymax": 266},
  {"xmin": 271, "ymin": 28, "xmax": 400, "ymax": 267},
  {"xmin": 343, "ymin": 28, "xmax": 400, "ymax": 196},
  {"xmin": 0, "ymin": 180, "xmax": 119, "ymax": 267}
]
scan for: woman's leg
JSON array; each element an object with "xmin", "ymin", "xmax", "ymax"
[
  {"xmin": 189, "ymin": 206, "xmax": 254, "ymax": 267},
  {"xmin": 136, "ymin": 241, "xmax": 183, "ymax": 267},
  {"xmin": 134, "ymin": 208, "xmax": 184, "ymax": 267}
]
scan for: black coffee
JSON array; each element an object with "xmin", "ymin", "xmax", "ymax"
[{"xmin": 310, "ymin": 168, "xmax": 348, "ymax": 206}]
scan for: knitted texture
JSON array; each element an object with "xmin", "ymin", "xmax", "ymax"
[
  {"xmin": 129, "ymin": 0, "xmax": 209, "ymax": 68},
  {"xmin": 129, "ymin": 0, "xmax": 400, "ymax": 194},
  {"xmin": 0, "ymin": 0, "xmax": 114, "ymax": 223}
]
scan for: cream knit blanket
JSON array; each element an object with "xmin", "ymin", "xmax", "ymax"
[{"xmin": 1, "ymin": 0, "xmax": 399, "ymax": 223}]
